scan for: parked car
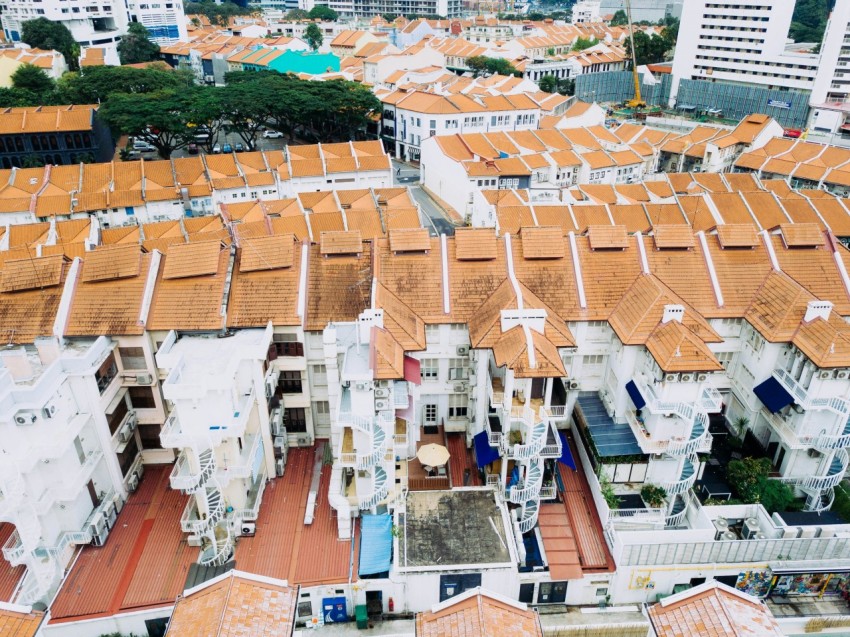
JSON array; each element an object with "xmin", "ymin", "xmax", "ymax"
[
  {"xmin": 131, "ymin": 138, "xmax": 156, "ymax": 153},
  {"xmin": 222, "ymin": 143, "xmax": 233, "ymax": 153},
  {"xmin": 187, "ymin": 143, "xmax": 199, "ymax": 155},
  {"xmin": 783, "ymin": 128, "xmax": 803, "ymax": 138},
  {"xmin": 234, "ymin": 142, "xmax": 244, "ymax": 152},
  {"xmin": 212, "ymin": 144, "xmax": 222, "ymax": 153},
  {"xmin": 263, "ymin": 129, "xmax": 284, "ymax": 139}
]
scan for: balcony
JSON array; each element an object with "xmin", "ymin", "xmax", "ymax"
[
  {"xmin": 539, "ymin": 420, "xmax": 563, "ymax": 458},
  {"xmin": 2, "ymin": 530, "xmax": 24, "ymax": 564},
  {"xmin": 773, "ymin": 368, "xmax": 850, "ymax": 417},
  {"xmin": 34, "ymin": 448, "xmax": 104, "ymax": 515},
  {"xmin": 700, "ymin": 386, "xmax": 723, "ymax": 413},
  {"xmin": 778, "ymin": 448, "xmax": 849, "ymax": 492},
  {"xmin": 542, "ymin": 404, "xmax": 569, "ymax": 422},
  {"xmin": 358, "ymin": 465, "xmax": 388, "ymax": 509},
  {"xmin": 219, "ymin": 432, "xmax": 263, "ymax": 481}
]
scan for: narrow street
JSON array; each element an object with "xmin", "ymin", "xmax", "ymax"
[{"xmin": 391, "ymin": 159, "xmax": 457, "ymax": 236}]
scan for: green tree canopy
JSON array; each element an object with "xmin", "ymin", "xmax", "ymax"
[
  {"xmin": 625, "ymin": 30, "xmax": 673, "ymax": 66},
  {"xmin": 118, "ymin": 22, "xmax": 160, "ymax": 65},
  {"xmin": 308, "ymin": 5, "xmax": 338, "ymax": 20},
  {"xmin": 11, "ymin": 63, "xmax": 55, "ymax": 96},
  {"xmin": 466, "ymin": 55, "xmax": 521, "ymax": 78},
  {"xmin": 726, "ymin": 457, "xmax": 800, "ymax": 514},
  {"xmin": 185, "ymin": 1, "xmax": 255, "ymax": 27},
  {"xmin": 571, "ymin": 36, "xmax": 596, "ymax": 52},
  {"xmin": 21, "ymin": 18, "xmax": 79, "ymax": 71},
  {"xmin": 98, "ymin": 89, "xmax": 197, "ymax": 158},
  {"xmin": 790, "ymin": 0, "xmax": 833, "ymax": 43},
  {"xmin": 305, "ymin": 22, "xmax": 323, "ymax": 51},
  {"xmin": 610, "ymin": 9, "xmax": 628, "ymax": 26},
  {"xmin": 58, "ymin": 65, "xmax": 191, "ymax": 104},
  {"xmin": 285, "ymin": 8, "xmax": 308, "ymax": 19},
  {"xmin": 538, "ymin": 74, "xmax": 557, "ymax": 93}
]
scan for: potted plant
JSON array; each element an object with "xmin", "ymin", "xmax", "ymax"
[{"xmin": 640, "ymin": 484, "xmax": 667, "ymax": 508}]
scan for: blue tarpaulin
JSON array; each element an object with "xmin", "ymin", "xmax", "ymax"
[
  {"xmin": 558, "ymin": 432, "xmax": 576, "ymax": 470},
  {"xmin": 753, "ymin": 377, "xmax": 794, "ymax": 413},
  {"xmin": 358, "ymin": 514, "xmax": 392, "ymax": 576},
  {"xmin": 625, "ymin": 380, "xmax": 646, "ymax": 410},
  {"xmin": 474, "ymin": 431, "xmax": 500, "ymax": 468}
]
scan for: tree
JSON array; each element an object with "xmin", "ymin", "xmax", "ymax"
[
  {"xmin": 58, "ymin": 65, "xmax": 191, "ymax": 104},
  {"xmin": 11, "ymin": 64, "xmax": 55, "ymax": 97},
  {"xmin": 305, "ymin": 22, "xmax": 323, "ymax": 51},
  {"xmin": 466, "ymin": 55, "xmax": 521, "ymax": 78},
  {"xmin": 185, "ymin": 1, "xmax": 254, "ymax": 27},
  {"xmin": 307, "ymin": 5, "xmax": 338, "ymax": 21},
  {"xmin": 285, "ymin": 8, "xmax": 308, "ymax": 19},
  {"xmin": 221, "ymin": 80, "xmax": 272, "ymax": 151},
  {"xmin": 21, "ymin": 18, "xmax": 79, "ymax": 71},
  {"xmin": 99, "ymin": 89, "xmax": 197, "ymax": 158},
  {"xmin": 538, "ymin": 74, "xmax": 557, "ymax": 93},
  {"xmin": 790, "ymin": 0, "xmax": 832, "ymax": 43},
  {"xmin": 182, "ymin": 86, "xmax": 227, "ymax": 153},
  {"xmin": 727, "ymin": 457, "xmax": 772, "ymax": 503},
  {"xmin": 571, "ymin": 36, "xmax": 596, "ymax": 51},
  {"xmin": 610, "ymin": 9, "xmax": 628, "ymax": 26},
  {"xmin": 118, "ymin": 22, "xmax": 160, "ymax": 65},
  {"xmin": 625, "ymin": 30, "xmax": 672, "ymax": 66}
]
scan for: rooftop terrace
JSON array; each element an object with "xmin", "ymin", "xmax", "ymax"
[{"xmin": 400, "ymin": 490, "xmax": 512, "ymax": 569}]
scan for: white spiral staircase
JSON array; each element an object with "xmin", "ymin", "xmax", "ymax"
[
  {"xmin": 776, "ymin": 448, "xmax": 849, "ymax": 513},
  {"xmin": 358, "ymin": 465, "xmax": 388, "ymax": 510},
  {"xmin": 173, "ymin": 446, "xmax": 234, "ymax": 567}
]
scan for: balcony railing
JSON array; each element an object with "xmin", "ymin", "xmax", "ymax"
[
  {"xmin": 34, "ymin": 448, "xmax": 104, "ymax": 514},
  {"xmin": 700, "ymin": 386, "xmax": 723, "ymax": 413},
  {"xmin": 657, "ymin": 454, "xmax": 698, "ymax": 496},
  {"xmin": 773, "ymin": 368, "xmax": 850, "ymax": 417},
  {"xmin": 542, "ymin": 405, "xmax": 569, "ymax": 421},
  {"xmin": 2, "ymin": 530, "xmax": 24, "ymax": 564}
]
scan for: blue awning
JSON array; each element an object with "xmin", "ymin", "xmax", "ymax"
[
  {"xmin": 558, "ymin": 432, "xmax": 576, "ymax": 470},
  {"xmin": 358, "ymin": 514, "xmax": 392, "ymax": 576},
  {"xmin": 474, "ymin": 431, "xmax": 500, "ymax": 468},
  {"xmin": 753, "ymin": 376, "xmax": 794, "ymax": 413},
  {"xmin": 625, "ymin": 380, "xmax": 646, "ymax": 410}
]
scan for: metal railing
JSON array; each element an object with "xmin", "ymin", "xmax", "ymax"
[
  {"xmin": 700, "ymin": 386, "xmax": 723, "ymax": 413},
  {"xmin": 542, "ymin": 405, "xmax": 569, "ymax": 421},
  {"xmin": 34, "ymin": 448, "xmax": 104, "ymax": 514},
  {"xmin": 358, "ymin": 466, "xmax": 388, "ymax": 510},
  {"xmin": 657, "ymin": 454, "xmax": 698, "ymax": 496},
  {"xmin": 774, "ymin": 368, "xmax": 850, "ymax": 417},
  {"xmin": 775, "ymin": 448, "xmax": 849, "ymax": 492},
  {"xmin": 170, "ymin": 448, "xmax": 216, "ymax": 493},
  {"xmin": 2, "ymin": 530, "xmax": 23, "ymax": 564}
]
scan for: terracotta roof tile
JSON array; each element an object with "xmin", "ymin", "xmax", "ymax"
[
  {"xmin": 305, "ymin": 244, "xmax": 371, "ymax": 331},
  {"xmin": 416, "ymin": 590, "xmax": 543, "ymax": 637},
  {"xmin": 777, "ymin": 223, "xmax": 824, "ymax": 248},
  {"xmin": 646, "ymin": 320, "xmax": 723, "ymax": 373},
  {"xmin": 653, "ymin": 225, "xmax": 695, "ymax": 250},
  {"xmin": 389, "ymin": 228, "xmax": 430, "ymax": 252},
  {"xmin": 455, "ymin": 227, "xmax": 497, "ymax": 260},
  {"xmin": 715, "ymin": 224, "xmax": 759, "ymax": 248},
  {"xmin": 520, "ymin": 226, "xmax": 564, "ymax": 259},
  {"xmin": 162, "ymin": 240, "xmax": 223, "ymax": 280},
  {"xmin": 0, "ymin": 255, "xmax": 64, "ymax": 292},
  {"xmin": 320, "ymin": 230, "xmax": 362, "ymax": 255},
  {"xmin": 0, "ymin": 606, "xmax": 44, "ymax": 637},
  {"xmin": 80, "ymin": 244, "xmax": 142, "ymax": 282},
  {"xmin": 586, "ymin": 225, "xmax": 628, "ymax": 250},
  {"xmin": 238, "ymin": 234, "xmax": 294, "ymax": 272}
]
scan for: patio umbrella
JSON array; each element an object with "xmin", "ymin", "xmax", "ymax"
[{"xmin": 417, "ymin": 443, "xmax": 450, "ymax": 467}]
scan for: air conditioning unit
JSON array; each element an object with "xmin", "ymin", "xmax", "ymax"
[
  {"xmin": 135, "ymin": 373, "xmax": 153, "ymax": 385},
  {"xmin": 837, "ymin": 370, "xmax": 849, "ymax": 380},
  {"xmin": 375, "ymin": 399, "xmax": 389, "ymax": 411},
  {"xmin": 568, "ymin": 380, "xmax": 580, "ymax": 390},
  {"xmin": 42, "ymin": 402, "xmax": 57, "ymax": 419},
  {"xmin": 820, "ymin": 370, "xmax": 832, "ymax": 379},
  {"xmin": 112, "ymin": 493, "xmax": 124, "ymax": 514},
  {"xmin": 127, "ymin": 474, "xmax": 139, "ymax": 492},
  {"xmin": 453, "ymin": 382, "xmax": 467, "ymax": 392},
  {"xmin": 135, "ymin": 464, "xmax": 145, "ymax": 480},
  {"xmin": 187, "ymin": 536, "xmax": 203, "ymax": 547},
  {"xmin": 92, "ymin": 528, "xmax": 109, "ymax": 547},
  {"xmin": 355, "ymin": 382, "xmax": 368, "ymax": 392},
  {"xmin": 105, "ymin": 503, "xmax": 118, "ymax": 528},
  {"xmin": 127, "ymin": 413, "xmax": 138, "ymax": 432},
  {"xmin": 275, "ymin": 458, "xmax": 285, "ymax": 477},
  {"xmin": 119, "ymin": 426, "xmax": 133, "ymax": 444},
  {"xmin": 742, "ymin": 517, "xmax": 760, "ymax": 539},
  {"xmin": 665, "ymin": 374, "xmax": 678, "ymax": 382},
  {"xmin": 90, "ymin": 514, "xmax": 106, "ymax": 535},
  {"xmin": 808, "ymin": 448, "xmax": 822, "ymax": 458},
  {"xmin": 697, "ymin": 374, "xmax": 708, "ymax": 382},
  {"xmin": 265, "ymin": 381, "xmax": 274, "ymax": 398},
  {"xmin": 680, "ymin": 374, "xmax": 694, "ymax": 382},
  {"xmin": 240, "ymin": 522, "xmax": 256, "ymax": 537},
  {"xmin": 375, "ymin": 388, "xmax": 390, "ymax": 398},
  {"xmin": 457, "ymin": 345, "xmax": 470, "ymax": 356},
  {"xmin": 296, "ymin": 436, "xmax": 311, "ymax": 446},
  {"xmin": 14, "ymin": 412, "xmax": 37, "ymax": 426}
]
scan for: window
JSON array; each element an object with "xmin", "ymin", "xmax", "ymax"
[
  {"xmin": 119, "ymin": 346, "xmax": 146, "ymax": 370},
  {"xmin": 313, "ymin": 400, "xmax": 330, "ymax": 425},
  {"xmin": 421, "ymin": 359, "xmax": 439, "ymax": 380},
  {"xmin": 426, "ymin": 325, "xmax": 440, "ymax": 342},
  {"xmin": 117, "ymin": 436, "xmax": 139, "ymax": 475},
  {"xmin": 716, "ymin": 351, "xmax": 734, "ymax": 369},
  {"xmin": 106, "ymin": 396, "xmax": 129, "ymax": 434},
  {"xmin": 138, "ymin": 423, "xmax": 163, "ymax": 450},
  {"xmin": 448, "ymin": 358, "xmax": 469, "ymax": 381},
  {"xmin": 424, "ymin": 404, "xmax": 437, "ymax": 423},
  {"xmin": 448, "ymin": 394, "xmax": 468, "ymax": 419},
  {"xmin": 310, "ymin": 364, "xmax": 327, "ymax": 385},
  {"xmin": 538, "ymin": 581, "xmax": 567, "ymax": 604},
  {"xmin": 274, "ymin": 335, "xmax": 303, "ymax": 357},
  {"xmin": 284, "ymin": 407, "xmax": 307, "ymax": 433},
  {"xmin": 278, "ymin": 371, "xmax": 302, "ymax": 394},
  {"xmin": 95, "ymin": 353, "xmax": 118, "ymax": 393},
  {"xmin": 128, "ymin": 386, "xmax": 156, "ymax": 409}
]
